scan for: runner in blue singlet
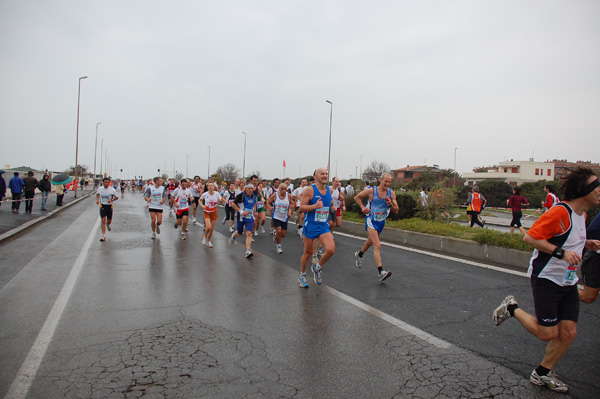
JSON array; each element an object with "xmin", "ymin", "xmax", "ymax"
[
  {"xmin": 353, "ymin": 173, "xmax": 399, "ymax": 282},
  {"xmin": 297, "ymin": 168, "xmax": 335, "ymax": 288}
]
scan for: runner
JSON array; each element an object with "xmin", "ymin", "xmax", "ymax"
[
  {"xmin": 298, "ymin": 168, "xmax": 335, "ymax": 288},
  {"xmin": 292, "ymin": 178, "xmax": 308, "ymax": 237},
  {"xmin": 229, "ymin": 183, "xmax": 257, "ymax": 258},
  {"xmin": 253, "ymin": 182, "xmax": 267, "ymax": 236},
  {"xmin": 580, "ymin": 212, "xmax": 600, "ymax": 303},
  {"xmin": 144, "ymin": 176, "xmax": 167, "ymax": 239},
  {"xmin": 167, "ymin": 178, "xmax": 177, "ymax": 213},
  {"xmin": 190, "ymin": 175, "xmax": 203, "ymax": 223},
  {"xmin": 353, "ymin": 173, "xmax": 399, "ymax": 282},
  {"xmin": 267, "ymin": 182, "xmax": 293, "ymax": 254},
  {"xmin": 96, "ymin": 177, "xmax": 119, "ymax": 242},
  {"xmin": 267, "ymin": 178, "xmax": 280, "ymax": 233},
  {"xmin": 200, "ymin": 182, "xmax": 223, "ymax": 248},
  {"xmin": 172, "ymin": 178, "xmax": 191, "ymax": 240},
  {"xmin": 492, "ymin": 168, "xmax": 600, "ymax": 393},
  {"xmin": 329, "ymin": 176, "xmax": 346, "ymax": 234},
  {"xmin": 222, "ymin": 182, "xmax": 237, "ymax": 232}
]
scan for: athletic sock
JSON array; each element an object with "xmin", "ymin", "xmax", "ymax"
[
  {"xmin": 358, "ymin": 251, "xmax": 364, "ymax": 258},
  {"xmin": 377, "ymin": 266, "xmax": 382, "ymax": 273},
  {"xmin": 535, "ymin": 365, "xmax": 550, "ymax": 376},
  {"xmin": 507, "ymin": 304, "xmax": 519, "ymax": 317}
]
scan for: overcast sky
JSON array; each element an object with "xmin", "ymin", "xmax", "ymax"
[{"xmin": 1, "ymin": 0, "xmax": 599, "ymax": 181}]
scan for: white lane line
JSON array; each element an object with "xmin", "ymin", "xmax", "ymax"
[
  {"xmin": 323, "ymin": 285, "xmax": 452, "ymax": 349},
  {"xmin": 333, "ymin": 231, "xmax": 529, "ymax": 278},
  {"xmin": 4, "ymin": 217, "xmax": 100, "ymax": 399}
]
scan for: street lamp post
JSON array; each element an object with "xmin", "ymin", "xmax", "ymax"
[
  {"xmin": 335, "ymin": 160, "xmax": 338, "ymax": 177},
  {"xmin": 360, "ymin": 155, "xmax": 363, "ymax": 181},
  {"xmin": 326, "ymin": 100, "xmax": 332, "ymax": 184},
  {"xmin": 93, "ymin": 122, "xmax": 101, "ymax": 182},
  {"xmin": 185, "ymin": 154, "xmax": 189, "ymax": 178},
  {"xmin": 74, "ymin": 76, "xmax": 88, "ymax": 197},
  {"xmin": 242, "ymin": 132, "xmax": 247, "ymax": 178},
  {"xmin": 100, "ymin": 139, "xmax": 105, "ymax": 179},
  {"xmin": 207, "ymin": 145, "xmax": 211, "ymax": 178}
]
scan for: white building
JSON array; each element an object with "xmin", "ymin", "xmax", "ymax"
[{"xmin": 463, "ymin": 159, "xmax": 554, "ymax": 186}]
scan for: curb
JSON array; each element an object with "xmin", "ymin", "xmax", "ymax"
[
  {"xmin": 335, "ymin": 220, "xmax": 531, "ymax": 272},
  {"xmin": 0, "ymin": 191, "xmax": 95, "ymax": 244}
]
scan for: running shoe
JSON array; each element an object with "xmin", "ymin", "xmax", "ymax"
[
  {"xmin": 261, "ymin": 226, "xmax": 265, "ymax": 233},
  {"xmin": 312, "ymin": 264, "xmax": 322, "ymax": 285},
  {"xmin": 174, "ymin": 223, "xmax": 178, "ymax": 229},
  {"xmin": 311, "ymin": 254, "xmax": 319, "ymax": 265},
  {"xmin": 298, "ymin": 274, "xmax": 308, "ymax": 288},
  {"xmin": 245, "ymin": 250, "xmax": 253, "ymax": 258},
  {"xmin": 276, "ymin": 244, "xmax": 282, "ymax": 254},
  {"xmin": 180, "ymin": 232, "xmax": 186, "ymax": 240},
  {"xmin": 151, "ymin": 232, "xmax": 156, "ymax": 239},
  {"xmin": 272, "ymin": 231, "xmax": 277, "ymax": 242},
  {"xmin": 492, "ymin": 295, "xmax": 517, "ymax": 326},
  {"xmin": 192, "ymin": 217, "xmax": 196, "ymax": 223},
  {"xmin": 530, "ymin": 369, "xmax": 568, "ymax": 392},
  {"xmin": 222, "ymin": 216, "xmax": 226, "ymax": 225},
  {"xmin": 298, "ymin": 228, "xmax": 303, "ymax": 238},
  {"xmin": 354, "ymin": 251, "xmax": 362, "ymax": 268},
  {"xmin": 202, "ymin": 236, "xmax": 207, "ymax": 245},
  {"xmin": 379, "ymin": 269, "xmax": 392, "ymax": 282},
  {"xmin": 317, "ymin": 246, "xmax": 324, "ymax": 256},
  {"xmin": 229, "ymin": 226, "xmax": 235, "ymax": 233},
  {"xmin": 107, "ymin": 225, "xmax": 112, "ymax": 232},
  {"xmin": 207, "ymin": 241, "xmax": 213, "ymax": 248},
  {"xmin": 229, "ymin": 234, "xmax": 235, "ymax": 245},
  {"xmin": 156, "ymin": 225, "xmax": 161, "ymax": 234},
  {"xmin": 254, "ymin": 230, "xmax": 258, "ymax": 236},
  {"xmin": 100, "ymin": 235, "xmax": 106, "ymax": 242}
]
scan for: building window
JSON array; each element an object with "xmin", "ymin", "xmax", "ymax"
[
  {"xmin": 547, "ymin": 169, "xmax": 551, "ymax": 176},
  {"xmin": 535, "ymin": 168, "xmax": 539, "ymax": 175}
]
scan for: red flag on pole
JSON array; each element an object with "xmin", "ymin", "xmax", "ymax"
[{"xmin": 283, "ymin": 160, "xmax": 287, "ymax": 167}]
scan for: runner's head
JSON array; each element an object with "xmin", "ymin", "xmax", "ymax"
[
  {"xmin": 103, "ymin": 177, "xmax": 110, "ymax": 188},
  {"xmin": 154, "ymin": 176, "xmax": 162, "ymax": 186},
  {"xmin": 245, "ymin": 183, "xmax": 254, "ymax": 195},
  {"xmin": 300, "ymin": 178, "xmax": 308, "ymax": 187},
  {"xmin": 180, "ymin": 178, "xmax": 188, "ymax": 188},
  {"xmin": 250, "ymin": 175, "xmax": 258, "ymax": 185},
  {"xmin": 194, "ymin": 175, "xmax": 200, "ymax": 183},
  {"xmin": 379, "ymin": 173, "xmax": 392, "ymax": 189},
  {"xmin": 332, "ymin": 177, "xmax": 340, "ymax": 188},
  {"xmin": 560, "ymin": 167, "xmax": 599, "ymax": 205},
  {"xmin": 272, "ymin": 178, "xmax": 280, "ymax": 188},
  {"xmin": 207, "ymin": 182, "xmax": 215, "ymax": 192},
  {"xmin": 314, "ymin": 168, "xmax": 328, "ymax": 184},
  {"xmin": 279, "ymin": 183, "xmax": 287, "ymax": 193}
]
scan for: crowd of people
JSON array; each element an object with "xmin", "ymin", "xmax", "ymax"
[{"xmin": 91, "ymin": 167, "xmax": 600, "ymax": 394}]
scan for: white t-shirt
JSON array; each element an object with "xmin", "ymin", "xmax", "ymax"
[
  {"xmin": 201, "ymin": 191, "xmax": 220, "ymax": 212},
  {"xmin": 97, "ymin": 186, "xmax": 118, "ymax": 205},
  {"xmin": 172, "ymin": 188, "xmax": 191, "ymax": 210},
  {"xmin": 292, "ymin": 186, "xmax": 306, "ymax": 207}
]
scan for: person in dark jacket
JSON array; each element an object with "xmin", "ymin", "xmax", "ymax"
[
  {"xmin": 9, "ymin": 172, "xmax": 25, "ymax": 213},
  {"xmin": 39, "ymin": 174, "xmax": 52, "ymax": 211},
  {"xmin": 0, "ymin": 170, "xmax": 6, "ymax": 207},
  {"xmin": 22, "ymin": 171, "xmax": 39, "ymax": 214}
]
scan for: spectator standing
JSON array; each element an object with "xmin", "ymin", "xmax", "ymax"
[
  {"xmin": 8, "ymin": 172, "xmax": 25, "ymax": 213},
  {"xmin": 39, "ymin": 174, "xmax": 52, "ymax": 211},
  {"xmin": 23, "ymin": 171, "xmax": 39, "ymax": 213},
  {"xmin": 507, "ymin": 187, "xmax": 530, "ymax": 234},
  {"xmin": 0, "ymin": 170, "xmax": 6, "ymax": 208},
  {"xmin": 55, "ymin": 183, "xmax": 65, "ymax": 206},
  {"xmin": 344, "ymin": 183, "xmax": 354, "ymax": 198},
  {"xmin": 419, "ymin": 186, "xmax": 428, "ymax": 208}
]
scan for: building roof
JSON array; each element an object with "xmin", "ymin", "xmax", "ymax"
[{"xmin": 391, "ymin": 165, "xmax": 442, "ymax": 173}]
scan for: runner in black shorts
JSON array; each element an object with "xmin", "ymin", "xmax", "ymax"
[{"xmin": 96, "ymin": 177, "xmax": 119, "ymax": 242}]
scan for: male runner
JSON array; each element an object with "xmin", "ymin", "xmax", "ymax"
[
  {"xmin": 144, "ymin": 176, "xmax": 167, "ymax": 239},
  {"xmin": 492, "ymin": 168, "xmax": 600, "ymax": 392},
  {"xmin": 172, "ymin": 178, "xmax": 191, "ymax": 240},
  {"xmin": 580, "ymin": 212, "xmax": 600, "ymax": 303},
  {"xmin": 223, "ymin": 182, "xmax": 237, "ymax": 232},
  {"xmin": 298, "ymin": 168, "xmax": 335, "ymax": 288},
  {"xmin": 96, "ymin": 177, "xmax": 119, "ymax": 241},
  {"xmin": 190, "ymin": 175, "xmax": 203, "ymax": 223},
  {"xmin": 353, "ymin": 173, "xmax": 399, "ymax": 282},
  {"xmin": 229, "ymin": 183, "xmax": 257, "ymax": 258},
  {"xmin": 292, "ymin": 178, "xmax": 308, "ymax": 237},
  {"xmin": 267, "ymin": 182, "xmax": 292, "ymax": 254},
  {"xmin": 329, "ymin": 176, "xmax": 346, "ymax": 234}
]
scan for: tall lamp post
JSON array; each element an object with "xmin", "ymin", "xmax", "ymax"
[
  {"xmin": 242, "ymin": 132, "xmax": 247, "ymax": 178},
  {"xmin": 100, "ymin": 139, "xmax": 105, "ymax": 179},
  {"xmin": 93, "ymin": 122, "xmax": 101, "ymax": 182},
  {"xmin": 360, "ymin": 154, "xmax": 364, "ymax": 181},
  {"xmin": 207, "ymin": 145, "xmax": 211, "ymax": 178},
  {"xmin": 185, "ymin": 153, "xmax": 189, "ymax": 178},
  {"xmin": 74, "ymin": 76, "xmax": 88, "ymax": 197},
  {"xmin": 326, "ymin": 100, "xmax": 332, "ymax": 184}
]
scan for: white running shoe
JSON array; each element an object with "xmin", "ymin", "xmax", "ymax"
[
  {"xmin": 180, "ymin": 232, "xmax": 186, "ymax": 240},
  {"xmin": 298, "ymin": 274, "xmax": 308, "ymax": 288},
  {"xmin": 276, "ymin": 244, "xmax": 282, "ymax": 254},
  {"xmin": 151, "ymin": 232, "xmax": 156, "ymax": 239},
  {"xmin": 107, "ymin": 225, "xmax": 112, "ymax": 232},
  {"xmin": 245, "ymin": 250, "xmax": 253, "ymax": 258},
  {"xmin": 202, "ymin": 236, "xmax": 207, "ymax": 245},
  {"xmin": 222, "ymin": 216, "xmax": 226, "ymax": 225},
  {"xmin": 229, "ymin": 226, "xmax": 234, "ymax": 233},
  {"xmin": 492, "ymin": 295, "xmax": 517, "ymax": 326},
  {"xmin": 156, "ymin": 225, "xmax": 161, "ymax": 234},
  {"xmin": 100, "ymin": 235, "xmax": 106, "ymax": 242},
  {"xmin": 530, "ymin": 369, "xmax": 568, "ymax": 392},
  {"xmin": 260, "ymin": 226, "xmax": 265, "ymax": 233},
  {"xmin": 229, "ymin": 234, "xmax": 235, "ymax": 245},
  {"xmin": 354, "ymin": 251, "xmax": 362, "ymax": 268},
  {"xmin": 254, "ymin": 230, "xmax": 258, "ymax": 236},
  {"xmin": 192, "ymin": 217, "xmax": 196, "ymax": 223},
  {"xmin": 379, "ymin": 269, "xmax": 392, "ymax": 282},
  {"xmin": 207, "ymin": 241, "xmax": 213, "ymax": 248}
]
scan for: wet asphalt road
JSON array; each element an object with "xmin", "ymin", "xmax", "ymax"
[{"xmin": 0, "ymin": 192, "xmax": 598, "ymax": 398}]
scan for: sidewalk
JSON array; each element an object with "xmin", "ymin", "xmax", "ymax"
[{"xmin": 0, "ymin": 188, "xmax": 95, "ymax": 242}]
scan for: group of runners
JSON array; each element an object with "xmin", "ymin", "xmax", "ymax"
[{"xmin": 94, "ymin": 167, "xmax": 600, "ymax": 394}]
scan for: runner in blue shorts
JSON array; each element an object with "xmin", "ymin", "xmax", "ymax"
[
  {"xmin": 353, "ymin": 173, "xmax": 399, "ymax": 282},
  {"xmin": 229, "ymin": 184, "xmax": 257, "ymax": 258},
  {"xmin": 297, "ymin": 168, "xmax": 335, "ymax": 288}
]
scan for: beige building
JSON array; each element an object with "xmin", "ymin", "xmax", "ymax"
[{"xmin": 463, "ymin": 159, "xmax": 554, "ymax": 186}]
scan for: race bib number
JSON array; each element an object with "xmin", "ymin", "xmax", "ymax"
[
  {"xmin": 243, "ymin": 207, "xmax": 254, "ymax": 220},
  {"xmin": 374, "ymin": 211, "xmax": 387, "ymax": 222},
  {"xmin": 564, "ymin": 266, "xmax": 579, "ymax": 284},
  {"xmin": 256, "ymin": 201, "xmax": 264, "ymax": 209},
  {"xmin": 315, "ymin": 207, "xmax": 329, "ymax": 222}
]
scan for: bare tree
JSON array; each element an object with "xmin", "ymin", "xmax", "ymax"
[
  {"xmin": 250, "ymin": 169, "xmax": 262, "ymax": 180},
  {"xmin": 65, "ymin": 165, "xmax": 89, "ymax": 176},
  {"xmin": 215, "ymin": 163, "xmax": 240, "ymax": 183},
  {"xmin": 362, "ymin": 160, "xmax": 391, "ymax": 183}
]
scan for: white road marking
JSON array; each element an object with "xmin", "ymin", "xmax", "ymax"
[
  {"xmin": 323, "ymin": 285, "xmax": 452, "ymax": 349},
  {"xmin": 4, "ymin": 217, "xmax": 100, "ymax": 399}
]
